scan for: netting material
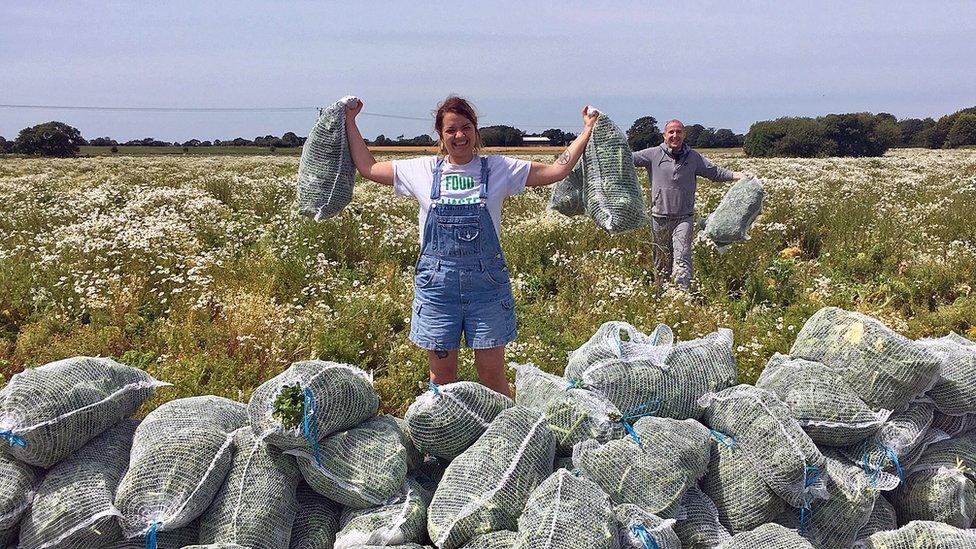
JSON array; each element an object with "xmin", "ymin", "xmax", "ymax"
[
  {"xmin": 115, "ymin": 396, "xmax": 248, "ymax": 538},
  {"xmin": 0, "ymin": 356, "xmax": 167, "ymax": 468},
  {"xmin": 460, "ymin": 530, "xmax": 517, "ymax": 548},
  {"xmin": 427, "ymin": 406, "xmax": 555, "ymax": 549},
  {"xmin": 512, "ymin": 363, "xmax": 622, "ymax": 456},
  {"xmin": 290, "ymin": 415, "xmax": 418, "ymax": 509},
  {"xmin": 199, "ymin": 427, "xmax": 301, "ymax": 548},
  {"xmin": 0, "ymin": 445, "xmax": 39, "ymax": 547},
  {"xmin": 674, "ymin": 485, "xmax": 733, "ymax": 548},
  {"xmin": 861, "ymin": 520, "xmax": 976, "ymax": 548},
  {"xmin": 931, "ymin": 410, "xmax": 976, "ymax": 438},
  {"xmin": 106, "ymin": 520, "xmax": 200, "ymax": 549},
  {"xmin": 699, "ymin": 385, "xmax": 828, "ymax": 509},
  {"xmin": 718, "ymin": 523, "xmax": 814, "ymax": 549},
  {"xmin": 615, "ymin": 503, "xmax": 681, "ymax": 549},
  {"xmin": 701, "ymin": 175, "xmax": 764, "ymax": 248},
  {"xmin": 336, "ymin": 479, "xmax": 431, "ymax": 549},
  {"xmin": 404, "ymin": 381, "xmax": 513, "ymax": 461},
  {"xmin": 789, "ymin": 307, "xmax": 941, "ymax": 412},
  {"xmin": 548, "ymin": 160, "xmax": 584, "ymax": 217},
  {"xmin": 892, "ymin": 435, "xmax": 976, "ymax": 528},
  {"xmin": 288, "ymin": 482, "xmax": 341, "ymax": 549},
  {"xmin": 249, "ymin": 360, "xmax": 379, "ymax": 453},
  {"xmin": 757, "ymin": 353, "xmax": 891, "ymax": 446},
  {"xmin": 856, "ymin": 495, "xmax": 897, "ymax": 542},
  {"xmin": 703, "ymin": 434, "xmax": 787, "ymax": 534},
  {"xmin": 296, "ymin": 97, "xmax": 357, "ymax": 221},
  {"xmin": 918, "ymin": 333, "xmax": 976, "ymax": 416},
  {"xmin": 18, "ymin": 420, "xmax": 136, "ymax": 549},
  {"xmin": 512, "ymin": 469, "xmax": 616, "ymax": 548},
  {"xmin": 574, "ymin": 416, "xmax": 711, "ymax": 517},
  {"xmin": 579, "ymin": 113, "xmax": 648, "ymax": 234}
]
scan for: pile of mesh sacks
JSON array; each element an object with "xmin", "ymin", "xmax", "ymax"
[{"xmin": 1, "ymin": 306, "xmax": 975, "ymax": 549}]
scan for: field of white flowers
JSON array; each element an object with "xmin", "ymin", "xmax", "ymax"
[{"xmin": 1, "ymin": 149, "xmax": 974, "ymax": 412}]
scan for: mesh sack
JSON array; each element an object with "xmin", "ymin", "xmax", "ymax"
[
  {"xmin": 615, "ymin": 503, "xmax": 681, "ymax": 549},
  {"xmin": 512, "ymin": 362, "xmax": 622, "ymax": 456},
  {"xmin": 460, "ymin": 530, "xmax": 516, "ymax": 548},
  {"xmin": 249, "ymin": 360, "xmax": 378, "ymax": 453},
  {"xmin": 18, "ymin": 420, "xmax": 136, "ymax": 549},
  {"xmin": 837, "ymin": 400, "xmax": 942, "ymax": 479},
  {"xmin": 410, "ymin": 455, "xmax": 448, "ymax": 495},
  {"xmin": 0, "ymin": 356, "xmax": 167, "ymax": 468},
  {"xmin": 702, "ymin": 432, "xmax": 787, "ymax": 534},
  {"xmin": 199, "ymin": 427, "xmax": 301, "ymax": 548},
  {"xmin": 404, "ymin": 381, "xmax": 513, "ymax": 461},
  {"xmin": 296, "ymin": 96, "xmax": 357, "ymax": 221},
  {"xmin": 580, "ymin": 112, "xmax": 648, "ymax": 234},
  {"xmin": 0, "ymin": 448, "xmax": 39, "ymax": 546},
  {"xmin": 183, "ymin": 545, "xmax": 250, "ymax": 549},
  {"xmin": 548, "ymin": 160, "xmax": 584, "ymax": 217},
  {"xmin": 892, "ymin": 434, "xmax": 976, "ymax": 528},
  {"xmin": 289, "ymin": 415, "xmax": 415, "ymax": 509},
  {"xmin": 699, "ymin": 385, "xmax": 828, "ymax": 509},
  {"xmin": 574, "ymin": 416, "xmax": 711, "ymax": 517},
  {"xmin": 918, "ymin": 333, "xmax": 976, "ymax": 416},
  {"xmin": 789, "ymin": 307, "xmax": 941, "ymax": 412},
  {"xmin": 757, "ymin": 353, "xmax": 891, "ymax": 446},
  {"xmin": 564, "ymin": 321, "xmax": 671, "ymax": 380},
  {"xmin": 115, "ymin": 396, "xmax": 248, "ymax": 538},
  {"xmin": 931, "ymin": 410, "xmax": 976, "ymax": 438},
  {"xmin": 427, "ymin": 406, "xmax": 555, "ymax": 549},
  {"xmin": 289, "ymin": 482, "xmax": 341, "ymax": 549},
  {"xmin": 107, "ymin": 520, "xmax": 200, "ymax": 549},
  {"xmin": 674, "ymin": 484, "xmax": 733, "ymax": 548},
  {"xmin": 512, "ymin": 469, "xmax": 617, "ymax": 549},
  {"xmin": 718, "ymin": 523, "xmax": 814, "ymax": 549},
  {"xmin": 335, "ymin": 479, "xmax": 431, "ymax": 549},
  {"xmin": 701, "ymin": 175, "xmax": 764, "ymax": 248},
  {"xmin": 856, "ymin": 495, "xmax": 898, "ymax": 542},
  {"xmin": 861, "ymin": 520, "xmax": 976, "ymax": 548}
]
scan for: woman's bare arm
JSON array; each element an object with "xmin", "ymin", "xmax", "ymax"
[
  {"xmin": 344, "ymin": 99, "xmax": 394, "ymax": 186},
  {"xmin": 525, "ymin": 107, "xmax": 598, "ymax": 187}
]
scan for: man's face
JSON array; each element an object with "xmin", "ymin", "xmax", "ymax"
[{"xmin": 665, "ymin": 123, "xmax": 685, "ymax": 150}]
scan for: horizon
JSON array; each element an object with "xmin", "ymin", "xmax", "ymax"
[{"xmin": 2, "ymin": 1, "xmax": 974, "ymax": 142}]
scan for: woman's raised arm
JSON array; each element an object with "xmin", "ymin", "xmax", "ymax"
[
  {"xmin": 344, "ymin": 99, "xmax": 395, "ymax": 186},
  {"xmin": 525, "ymin": 107, "xmax": 599, "ymax": 187}
]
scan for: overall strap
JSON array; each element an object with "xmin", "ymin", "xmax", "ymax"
[
  {"xmin": 479, "ymin": 156, "xmax": 489, "ymax": 201},
  {"xmin": 430, "ymin": 157, "xmax": 445, "ymax": 200}
]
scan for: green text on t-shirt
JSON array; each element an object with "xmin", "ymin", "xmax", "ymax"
[{"xmin": 443, "ymin": 174, "xmax": 476, "ymax": 191}]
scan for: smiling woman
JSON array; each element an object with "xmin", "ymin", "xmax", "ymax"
[{"xmin": 343, "ymin": 95, "xmax": 598, "ymax": 397}]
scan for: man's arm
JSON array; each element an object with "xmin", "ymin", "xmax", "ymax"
[
  {"xmin": 633, "ymin": 147, "xmax": 654, "ymax": 168},
  {"xmin": 697, "ymin": 153, "xmax": 745, "ymax": 181}
]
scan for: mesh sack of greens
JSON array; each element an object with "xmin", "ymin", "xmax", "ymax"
[
  {"xmin": 918, "ymin": 333, "xmax": 976, "ymax": 416},
  {"xmin": 106, "ymin": 519, "xmax": 200, "ymax": 549},
  {"xmin": 757, "ymin": 353, "xmax": 891, "ymax": 446},
  {"xmin": 404, "ymin": 381, "xmax": 513, "ymax": 461},
  {"xmin": 891, "ymin": 435, "xmax": 976, "ymax": 528},
  {"xmin": 296, "ymin": 96, "xmax": 358, "ymax": 221},
  {"xmin": 673, "ymin": 485, "xmax": 733, "ymax": 548},
  {"xmin": 289, "ymin": 482, "xmax": 341, "ymax": 549},
  {"xmin": 249, "ymin": 360, "xmax": 378, "ymax": 453},
  {"xmin": 115, "ymin": 396, "xmax": 247, "ymax": 539},
  {"xmin": 580, "ymin": 112, "xmax": 648, "ymax": 234},
  {"xmin": 182, "ymin": 545, "xmax": 250, "ymax": 549},
  {"xmin": 700, "ymin": 175, "xmax": 764, "ymax": 249},
  {"xmin": 615, "ymin": 503, "xmax": 681, "ymax": 549},
  {"xmin": 427, "ymin": 406, "xmax": 555, "ymax": 549},
  {"xmin": 512, "ymin": 362, "xmax": 623, "ymax": 456},
  {"xmin": 699, "ymin": 385, "xmax": 828, "ymax": 510},
  {"xmin": 719, "ymin": 523, "xmax": 814, "ymax": 549},
  {"xmin": 289, "ymin": 415, "xmax": 418, "ymax": 509},
  {"xmin": 18, "ymin": 420, "xmax": 136, "ymax": 549},
  {"xmin": 0, "ymin": 356, "xmax": 168, "ymax": 468},
  {"xmin": 564, "ymin": 321, "xmax": 671, "ymax": 381},
  {"xmin": 199, "ymin": 427, "xmax": 301, "ymax": 548},
  {"xmin": 512, "ymin": 468, "xmax": 617, "ymax": 549},
  {"xmin": 0, "ymin": 447, "xmax": 39, "ymax": 547},
  {"xmin": 837, "ymin": 399, "xmax": 944, "ymax": 479},
  {"xmin": 460, "ymin": 530, "xmax": 516, "ymax": 548},
  {"xmin": 410, "ymin": 454, "xmax": 448, "ymax": 495},
  {"xmin": 702, "ymin": 431, "xmax": 787, "ymax": 534},
  {"xmin": 789, "ymin": 307, "xmax": 941, "ymax": 412},
  {"xmin": 573, "ymin": 416, "xmax": 711, "ymax": 517},
  {"xmin": 774, "ymin": 450, "xmax": 900, "ymax": 549},
  {"xmin": 548, "ymin": 159, "xmax": 585, "ymax": 217},
  {"xmin": 861, "ymin": 520, "xmax": 976, "ymax": 549},
  {"xmin": 931, "ymin": 410, "xmax": 976, "ymax": 438},
  {"xmin": 855, "ymin": 495, "xmax": 898, "ymax": 543},
  {"xmin": 335, "ymin": 479, "xmax": 431, "ymax": 549}
]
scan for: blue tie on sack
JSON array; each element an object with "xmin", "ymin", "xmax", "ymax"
[
  {"xmin": 861, "ymin": 438, "xmax": 905, "ymax": 488},
  {"xmin": 0, "ymin": 430, "xmax": 27, "ymax": 448},
  {"xmin": 799, "ymin": 464, "xmax": 822, "ymax": 534},
  {"xmin": 620, "ymin": 399, "xmax": 663, "ymax": 446},
  {"xmin": 145, "ymin": 521, "xmax": 160, "ymax": 549},
  {"xmin": 302, "ymin": 387, "xmax": 322, "ymax": 467},
  {"xmin": 630, "ymin": 523, "xmax": 661, "ymax": 549}
]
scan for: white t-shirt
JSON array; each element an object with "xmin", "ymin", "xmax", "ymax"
[{"xmin": 393, "ymin": 155, "xmax": 531, "ymax": 244}]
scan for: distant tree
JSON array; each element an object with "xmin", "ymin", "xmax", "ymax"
[
  {"xmin": 745, "ymin": 113, "xmax": 893, "ymax": 158},
  {"xmin": 626, "ymin": 116, "xmax": 663, "ymax": 150},
  {"xmin": 110, "ymin": 146, "xmax": 119, "ymax": 153},
  {"xmin": 541, "ymin": 128, "xmax": 570, "ymax": 146},
  {"xmin": 712, "ymin": 128, "xmax": 742, "ymax": 148},
  {"xmin": 946, "ymin": 113, "xmax": 976, "ymax": 148},
  {"xmin": 896, "ymin": 118, "xmax": 935, "ymax": 147},
  {"xmin": 371, "ymin": 134, "xmax": 394, "ymax": 146},
  {"xmin": 403, "ymin": 134, "xmax": 435, "ymax": 146},
  {"xmin": 0, "ymin": 136, "xmax": 9, "ymax": 153},
  {"xmin": 231, "ymin": 137, "xmax": 252, "ymax": 146},
  {"xmin": 89, "ymin": 137, "xmax": 118, "ymax": 146},
  {"xmin": 14, "ymin": 121, "xmax": 86, "ymax": 157},
  {"xmin": 694, "ymin": 127, "xmax": 718, "ymax": 148},
  {"xmin": 928, "ymin": 106, "xmax": 976, "ymax": 148},
  {"xmin": 200, "ymin": 141, "xmax": 212, "ymax": 147},
  {"xmin": 280, "ymin": 132, "xmax": 301, "ymax": 147},
  {"xmin": 480, "ymin": 125, "xmax": 523, "ymax": 146},
  {"xmin": 182, "ymin": 139, "xmax": 202, "ymax": 147},
  {"xmin": 213, "ymin": 139, "xmax": 222, "ymax": 146}
]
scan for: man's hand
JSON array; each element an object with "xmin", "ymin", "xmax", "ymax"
[{"xmin": 734, "ymin": 171, "xmax": 753, "ymax": 180}]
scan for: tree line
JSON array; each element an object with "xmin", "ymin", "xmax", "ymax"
[{"xmin": 3, "ymin": 106, "xmax": 975, "ymax": 158}]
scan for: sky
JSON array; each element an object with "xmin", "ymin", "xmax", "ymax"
[{"xmin": 2, "ymin": 1, "xmax": 975, "ymax": 143}]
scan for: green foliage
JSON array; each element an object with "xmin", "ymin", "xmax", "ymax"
[
  {"xmin": 744, "ymin": 113, "xmax": 897, "ymax": 158},
  {"xmin": 626, "ymin": 116, "xmax": 663, "ymax": 151},
  {"xmin": 14, "ymin": 121, "xmax": 86, "ymax": 157},
  {"xmin": 946, "ymin": 113, "xmax": 976, "ymax": 148},
  {"xmin": 927, "ymin": 106, "xmax": 976, "ymax": 149},
  {"xmin": 272, "ymin": 382, "xmax": 305, "ymax": 429},
  {"xmin": 480, "ymin": 125, "xmax": 524, "ymax": 147}
]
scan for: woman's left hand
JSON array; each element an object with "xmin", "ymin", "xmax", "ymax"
[{"xmin": 582, "ymin": 106, "xmax": 599, "ymax": 130}]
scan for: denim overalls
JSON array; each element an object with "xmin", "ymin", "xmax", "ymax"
[{"xmin": 409, "ymin": 157, "xmax": 517, "ymax": 351}]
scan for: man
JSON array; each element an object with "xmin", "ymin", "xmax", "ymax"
[{"xmin": 633, "ymin": 119, "xmax": 747, "ymax": 291}]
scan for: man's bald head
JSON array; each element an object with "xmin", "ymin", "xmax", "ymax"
[{"xmin": 664, "ymin": 119, "xmax": 686, "ymax": 151}]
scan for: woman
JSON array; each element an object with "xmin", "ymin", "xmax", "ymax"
[{"xmin": 345, "ymin": 96, "xmax": 597, "ymax": 397}]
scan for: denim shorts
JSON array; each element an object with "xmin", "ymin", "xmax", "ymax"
[{"xmin": 409, "ymin": 255, "xmax": 518, "ymax": 351}]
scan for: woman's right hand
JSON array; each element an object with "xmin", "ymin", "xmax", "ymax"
[{"xmin": 345, "ymin": 98, "xmax": 363, "ymax": 119}]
